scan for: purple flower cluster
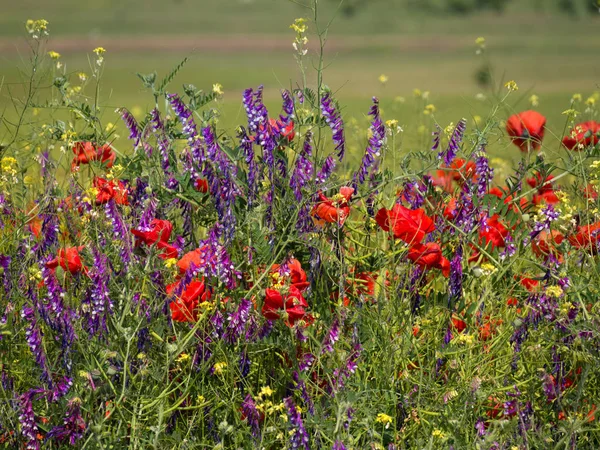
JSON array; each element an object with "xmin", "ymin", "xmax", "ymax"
[
  {"xmin": 280, "ymin": 89, "xmax": 294, "ymax": 125},
  {"xmin": 448, "ymin": 246, "xmax": 463, "ymax": 306},
  {"xmin": 315, "ymin": 155, "xmax": 336, "ymax": 186},
  {"xmin": 17, "ymin": 392, "xmax": 39, "ymax": 450},
  {"xmin": 290, "ymin": 132, "xmax": 314, "ymax": 202},
  {"xmin": 224, "ymin": 298, "xmax": 251, "ymax": 344},
  {"xmin": 354, "ymin": 97, "xmax": 385, "ymax": 189},
  {"xmin": 149, "ymin": 108, "xmax": 172, "ymax": 172},
  {"xmin": 474, "ymin": 145, "xmax": 494, "ymax": 198},
  {"xmin": 238, "ymin": 127, "xmax": 259, "ymax": 206},
  {"xmin": 321, "ymin": 92, "xmax": 346, "ymax": 161},
  {"xmin": 21, "ymin": 307, "xmax": 51, "ymax": 386},
  {"xmin": 46, "ymin": 397, "xmax": 86, "ymax": 445},
  {"xmin": 241, "ymin": 394, "xmax": 261, "ymax": 438},
  {"xmin": 439, "ymin": 118, "xmax": 467, "ymax": 166},
  {"xmin": 84, "ymin": 248, "xmax": 113, "ymax": 337},
  {"xmin": 118, "ymin": 108, "xmax": 141, "ymax": 147},
  {"xmin": 284, "ymin": 397, "xmax": 310, "ymax": 450}
]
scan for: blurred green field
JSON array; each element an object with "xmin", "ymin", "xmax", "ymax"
[{"xmin": 0, "ymin": 0, "xmax": 599, "ymax": 163}]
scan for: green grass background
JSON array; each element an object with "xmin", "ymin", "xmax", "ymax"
[{"xmin": 0, "ymin": 0, "xmax": 599, "ymax": 163}]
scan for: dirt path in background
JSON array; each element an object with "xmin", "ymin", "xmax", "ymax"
[{"xmin": 0, "ymin": 34, "xmax": 471, "ymax": 55}]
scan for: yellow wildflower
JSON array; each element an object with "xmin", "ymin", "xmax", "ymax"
[
  {"xmin": 546, "ymin": 286, "xmax": 564, "ymax": 298},
  {"xmin": 78, "ymin": 72, "xmax": 88, "ymax": 82},
  {"xmin": 423, "ymin": 104, "xmax": 436, "ymax": 115},
  {"xmin": 212, "ymin": 83, "xmax": 224, "ymax": 95},
  {"xmin": 93, "ymin": 47, "xmax": 106, "ymax": 56},
  {"xmin": 259, "ymin": 386, "xmax": 274, "ymax": 397},
  {"xmin": 475, "ymin": 37, "xmax": 486, "ymax": 48},
  {"xmin": 504, "ymin": 80, "xmax": 518, "ymax": 92},
  {"xmin": 378, "ymin": 74, "xmax": 389, "ymax": 85},
  {"xmin": 164, "ymin": 258, "xmax": 178, "ymax": 268},
  {"xmin": 375, "ymin": 413, "xmax": 393, "ymax": 427},
  {"xmin": 213, "ymin": 362, "xmax": 227, "ymax": 375},
  {"xmin": 48, "ymin": 51, "xmax": 60, "ymax": 59},
  {"xmin": 529, "ymin": 94, "xmax": 539, "ymax": 107},
  {"xmin": 290, "ymin": 18, "xmax": 307, "ymax": 34},
  {"xmin": 176, "ymin": 353, "xmax": 191, "ymax": 363},
  {"xmin": 572, "ymin": 93, "xmax": 582, "ymax": 103}
]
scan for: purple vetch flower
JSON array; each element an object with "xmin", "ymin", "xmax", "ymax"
[
  {"xmin": 475, "ymin": 417, "xmax": 486, "ymax": 437},
  {"xmin": 524, "ymin": 204, "xmax": 559, "ymax": 246},
  {"xmin": 299, "ymin": 352, "xmax": 315, "ymax": 372},
  {"xmin": 541, "ymin": 372, "xmax": 558, "ymax": 401},
  {"xmin": 353, "ymin": 97, "xmax": 385, "ymax": 189},
  {"xmin": 239, "ymin": 349, "xmax": 251, "ymax": 378},
  {"xmin": 321, "ymin": 92, "xmax": 346, "ymax": 161},
  {"xmin": 284, "ymin": 397, "xmax": 310, "ymax": 450},
  {"xmin": 344, "ymin": 407, "xmax": 354, "ymax": 430},
  {"xmin": 21, "ymin": 307, "xmax": 52, "ymax": 386},
  {"xmin": 499, "ymin": 232, "xmax": 517, "ymax": 260},
  {"xmin": 137, "ymin": 197, "xmax": 158, "ymax": 232},
  {"xmin": 321, "ymin": 318, "xmax": 340, "ymax": 354},
  {"xmin": 17, "ymin": 391, "xmax": 39, "ymax": 450},
  {"xmin": 104, "ymin": 199, "xmax": 132, "ymax": 266},
  {"xmin": 46, "ymin": 397, "xmax": 86, "ymax": 445},
  {"xmin": 290, "ymin": 131, "xmax": 314, "ymax": 202},
  {"xmin": 39, "ymin": 263, "xmax": 76, "ymax": 372},
  {"xmin": 475, "ymin": 145, "xmax": 494, "ymax": 198},
  {"xmin": 149, "ymin": 108, "xmax": 172, "ymax": 173},
  {"xmin": 118, "ymin": 108, "xmax": 141, "ymax": 147},
  {"xmin": 280, "ymin": 89, "xmax": 295, "ymax": 125},
  {"xmin": 84, "ymin": 248, "xmax": 113, "ymax": 337},
  {"xmin": 454, "ymin": 183, "xmax": 478, "ymax": 233},
  {"xmin": 243, "ymin": 86, "xmax": 268, "ymax": 134},
  {"xmin": 0, "ymin": 254, "xmax": 11, "ymax": 294},
  {"xmin": 293, "ymin": 372, "xmax": 314, "ymax": 416},
  {"xmin": 332, "ymin": 441, "xmax": 346, "ymax": 450},
  {"xmin": 330, "ymin": 343, "xmax": 362, "ymax": 393},
  {"xmin": 431, "ymin": 124, "xmax": 442, "ymax": 152},
  {"xmin": 224, "ymin": 298, "xmax": 252, "ymax": 344},
  {"xmin": 439, "ymin": 118, "xmax": 467, "ymax": 166},
  {"xmin": 238, "ymin": 127, "xmax": 260, "ymax": 206},
  {"xmin": 258, "ymin": 319, "xmax": 274, "ymax": 340},
  {"xmin": 241, "ymin": 394, "xmax": 261, "ymax": 438},
  {"xmin": 448, "ymin": 246, "xmax": 463, "ymax": 306},
  {"xmin": 315, "ymin": 155, "xmax": 336, "ymax": 186},
  {"xmin": 210, "ymin": 309, "xmax": 224, "ymax": 339},
  {"xmin": 400, "ymin": 180, "xmax": 426, "ymax": 209}
]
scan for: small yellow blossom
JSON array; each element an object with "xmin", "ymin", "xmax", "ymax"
[
  {"xmin": 444, "ymin": 122, "xmax": 455, "ymax": 135},
  {"xmin": 197, "ymin": 395, "xmax": 206, "ymax": 404},
  {"xmin": 105, "ymin": 122, "xmax": 115, "ymax": 132},
  {"xmin": 413, "ymin": 88, "xmax": 422, "ymax": 98},
  {"xmin": 572, "ymin": 93, "xmax": 582, "ymax": 103},
  {"xmin": 475, "ymin": 37, "xmax": 486, "ymax": 48},
  {"xmin": 290, "ymin": 18, "xmax": 307, "ymax": 34},
  {"xmin": 164, "ymin": 258, "xmax": 178, "ymax": 268},
  {"xmin": 212, "ymin": 83, "xmax": 224, "ymax": 95},
  {"xmin": 546, "ymin": 286, "xmax": 564, "ymax": 298},
  {"xmin": 78, "ymin": 72, "xmax": 88, "ymax": 82},
  {"xmin": 213, "ymin": 361, "xmax": 227, "ymax": 375},
  {"xmin": 386, "ymin": 119, "xmax": 398, "ymax": 129},
  {"xmin": 47, "ymin": 51, "xmax": 60, "ymax": 59},
  {"xmin": 529, "ymin": 94, "xmax": 539, "ymax": 107},
  {"xmin": 505, "ymin": 80, "xmax": 518, "ymax": 92},
  {"xmin": 259, "ymin": 386, "xmax": 274, "ymax": 397},
  {"xmin": 423, "ymin": 104, "xmax": 436, "ymax": 115},
  {"xmin": 176, "ymin": 353, "xmax": 191, "ymax": 363},
  {"xmin": 474, "ymin": 115, "xmax": 482, "ymax": 125},
  {"xmin": 432, "ymin": 429, "xmax": 446, "ymax": 439},
  {"xmin": 378, "ymin": 74, "xmax": 389, "ymax": 85},
  {"xmin": 375, "ymin": 413, "xmax": 393, "ymax": 428},
  {"xmin": 586, "ymin": 96, "xmax": 596, "ymax": 107},
  {"xmin": 562, "ymin": 108, "xmax": 579, "ymax": 119},
  {"xmin": 26, "ymin": 19, "xmax": 49, "ymax": 37},
  {"xmin": 93, "ymin": 47, "xmax": 106, "ymax": 56}
]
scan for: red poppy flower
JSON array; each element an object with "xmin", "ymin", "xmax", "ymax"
[
  {"xmin": 269, "ymin": 118, "xmax": 295, "ymax": 142},
  {"xmin": 71, "ymin": 142, "xmax": 116, "ymax": 171},
  {"xmin": 195, "ymin": 178, "xmax": 209, "ymax": 193},
  {"xmin": 562, "ymin": 121, "xmax": 600, "ymax": 150},
  {"xmin": 177, "ymin": 246, "xmax": 208, "ymax": 275},
  {"xmin": 46, "ymin": 246, "xmax": 86, "ymax": 275},
  {"xmin": 262, "ymin": 285, "xmax": 308, "ymax": 325},
  {"xmin": 93, "ymin": 177, "xmax": 129, "ymax": 205},
  {"xmin": 166, "ymin": 279, "xmax": 211, "ymax": 322},
  {"xmin": 376, "ymin": 204, "xmax": 435, "ymax": 244},
  {"xmin": 407, "ymin": 242, "xmax": 450, "ymax": 277},
  {"xmin": 452, "ymin": 315, "xmax": 467, "ymax": 333},
  {"xmin": 526, "ymin": 173, "xmax": 554, "ymax": 194},
  {"xmin": 156, "ymin": 242, "xmax": 179, "ymax": 260},
  {"xmin": 478, "ymin": 316, "xmax": 502, "ymax": 341},
  {"xmin": 270, "ymin": 258, "xmax": 309, "ymax": 292},
  {"xmin": 132, "ymin": 219, "xmax": 173, "ymax": 246},
  {"xmin": 311, "ymin": 186, "xmax": 354, "ymax": 226},
  {"xmin": 431, "ymin": 170, "xmax": 455, "ymax": 193},
  {"xmin": 532, "ymin": 229, "xmax": 564, "ymax": 260},
  {"xmin": 506, "ymin": 110, "xmax": 546, "ymax": 152},
  {"xmin": 447, "ymin": 158, "xmax": 477, "ymax": 183},
  {"xmin": 532, "ymin": 190, "xmax": 559, "ymax": 206},
  {"xmin": 506, "ymin": 297, "xmax": 518, "ymax": 307},
  {"xmin": 569, "ymin": 222, "xmax": 600, "ymax": 253},
  {"xmin": 518, "ymin": 276, "xmax": 540, "ymax": 292},
  {"xmin": 478, "ymin": 214, "xmax": 509, "ymax": 250}
]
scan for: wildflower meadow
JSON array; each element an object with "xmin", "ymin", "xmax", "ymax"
[{"xmin": 1, "ymin": 4, "xmax": 600, "ymax": 449}]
